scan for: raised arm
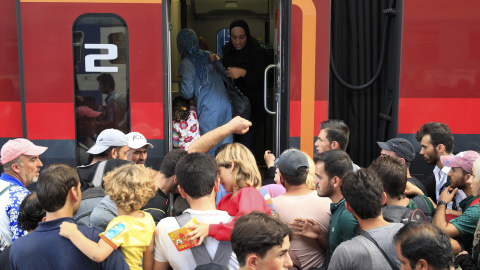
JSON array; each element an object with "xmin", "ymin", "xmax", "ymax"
[
  {"xmin": 59, "ymin": 221, "xmax": 114, "ymax": 263},
  {"xmin": 188, "ymin": 116, "xmax": 252, "ymax": 153}
]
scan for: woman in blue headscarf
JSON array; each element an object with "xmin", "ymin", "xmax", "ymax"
[{"xmin": 177, "ymin": 28, "xmax": 233, "ymax": 154}]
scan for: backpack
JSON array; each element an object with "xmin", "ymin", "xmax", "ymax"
[
  {"xmin": 411, "ymin": 195, "xmax": 433, "ymax": 222},
  {"xmin": 73, "ymin": 161, "xmax": 107, "ymax": 226},
  {"xmin": 382, "ymin": 205, "xmax": 427, "ymax": 223},
  {"xmin": 175, "ymin": 213, "xmax": 233, "ymax": 270},
  {"xmin": 73, "ymin": 187, "xmax": 106, "ymax": 226}
]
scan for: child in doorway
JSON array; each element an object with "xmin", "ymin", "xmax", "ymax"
[
  {"xmin": 172, "ymin": 96, "xmax": 201, "ymax": 151},
  {"xmin": 59, "ymin": 164, "xmax": 157, "ymax": 270}
]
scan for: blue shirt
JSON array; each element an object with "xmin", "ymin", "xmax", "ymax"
[
  {"xmin": 0, "ymin": 173, "xmax": 29, "ymax": 251},
  {"xmin": 179, "ymin": 59, "xmax": 233, "ymax": 154},
  {"xmin": 10, "ymin": 217, "xmax": 129, "ymax": 270}
]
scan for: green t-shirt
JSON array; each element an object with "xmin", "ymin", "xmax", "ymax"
[
  {"xmin": 450, "ymin": 195, "xmax": 480, "ymax": 253},
  {"xmin": 328, "ymin": 198, "xmax": 358, "ymax": 259},
  {"xmin": 406, "ymin": 194, "xmax": 436, "ymax": 217}
]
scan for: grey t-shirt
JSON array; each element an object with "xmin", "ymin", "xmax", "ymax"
[{"xmin": 329, "ymin": 223, "xmax": 404, "ymax": 270}]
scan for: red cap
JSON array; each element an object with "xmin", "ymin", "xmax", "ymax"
[
  {"xmin": 76, "ymin": 106, "xmax": 102, "ymax": 119},
  {"xmin": 1, "ymin": 139, "xmax": 48, "ymax": 164}
]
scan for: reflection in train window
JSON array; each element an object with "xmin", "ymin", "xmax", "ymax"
[
  {"xmin": 108, "ymin": 32, "xmax": 126, "ymax": 64},
  {"xmin": 73, "ymin": 14, "xmax": 130, "ymax": 166}
]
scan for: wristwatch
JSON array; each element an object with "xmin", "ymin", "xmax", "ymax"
[{"xmin": 438, "ymin": 201, "xmax": 448, "ymax": 207}]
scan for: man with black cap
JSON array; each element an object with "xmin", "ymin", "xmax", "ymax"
[
  {"xmin": 272, "ymin": 149, "xmax": 331, "ymax": 270},
  {"xmin": 77, "ymin": 128, "xmax": 128, "ymax": 191},
  {"xmin": 377, "ymin": 138, "xmax": 428, "ymax": 196}
]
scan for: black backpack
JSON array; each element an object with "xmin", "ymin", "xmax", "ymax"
[
  {"xmin": 175, "ymin": 213, "xmax": 233, "ymax": 270},
  {"xmin": 382, "ymin": 205, "xmax": 427, "ymax": 223},
  {"xmin": 73, "ymin": 161, "xmax": 107, "ymax": 226}
]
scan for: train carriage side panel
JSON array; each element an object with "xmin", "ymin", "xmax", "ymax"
[
  {"xmin": 290, "ymin": 0, "xmax": 330, "ymax": 157},
  {"xmin": 17, "ymin": 0, "xmax": 164, "ymax": 167},
  {"xmin": 399, "ymin": 0, "xmax": 480, "ymax": 175},
  {"xmin": 0, "ymin": 0, "xmax": 22, "ymax": 142}
]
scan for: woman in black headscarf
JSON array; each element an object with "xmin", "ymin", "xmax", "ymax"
[{"xmin": 222, "ymin": 19, "xmax": 266, "ymax": 153}]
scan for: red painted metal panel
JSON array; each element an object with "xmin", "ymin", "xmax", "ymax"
[
  {"xmin": 131, "ymin": 102, "xmax": 163, "ymax": 139},
  {"xmin": 290, "ymin": 100, "xmax": 328, "ymax": 137},
  {"xmin": 0, "ymin": 0, "xmax": 23, "ymax": 137},
  {"xmin": 0, "ymin": 102, "xmax": 23, "ymax": 138},
  {"xmin": 26, "ymin": 103, "xmax": 75, "ymax": 139},
  {"xmin": 399, "ymin": 1, "xmax": 480, "ymax": 135},
  {"xmin": 20, "ymin": 2, "xmax": 163, "ymax": 103},
  {"xmin": 290, "ymin": 5, "xmax": 302, "ymax": 102},
  {"xmin": 400, "ymin": 1, "xmax": 480, "ymax": 99},
  {"xmin": 313, "ymin": 0, "xmax": 330, "ymax": 101},
  {"xmin": 399, "ymin": 98, "xmax": 480, "ymax": 134},
  {"xmin": 313, "ymin": 100, "xmax": 328, "ymax": 136},
  {"xmin": 19, "ymin": 2, "xmax": 164, "ymax": 140}
]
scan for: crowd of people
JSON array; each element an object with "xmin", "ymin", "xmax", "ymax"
[
  {"xmin": 1, "ymin": 18, "xmax": 478, "ymax": 270},
  {"xmin": 0, "ymin": 116, "xmax": 479, "ymax": 270}
]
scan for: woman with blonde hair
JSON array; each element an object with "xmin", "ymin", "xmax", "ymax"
[{"xmin": 187, "ymin": 143, "xmax": 271, "ymax": 244}]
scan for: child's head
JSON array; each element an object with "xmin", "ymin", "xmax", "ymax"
[
  {"xmin": 215, "ymin": 143, "xmax": 261, "ymax": 191},
  {"xmin": 103, "ymin": 164, "xmax": 157, "ymax": 212},
  {"xmin": 172, "ymin": 96, "xmax": 190, "ymax": 122}
]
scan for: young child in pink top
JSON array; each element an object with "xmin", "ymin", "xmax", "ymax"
[{"xmin": 172, "ymin": 96, "xmax": 200, "ymax": 151}]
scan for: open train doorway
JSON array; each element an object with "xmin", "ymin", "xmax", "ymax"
[{"xmin": 164, "ymin": 0, "xmax": 290, "ymax": 164}]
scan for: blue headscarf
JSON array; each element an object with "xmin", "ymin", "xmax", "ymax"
[{"xmin": 177, "ymin": 29, "xmax": 211, "ymax": 81}]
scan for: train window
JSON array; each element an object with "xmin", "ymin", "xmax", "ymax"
[
  {"xmin": 73, "ymin": 14, "xmax": 130, "ymax": 166},
  {"xmin": 108, "ymin": 32, "xmax": 126, "ymax": 64},
  {"xmin": 216, "ymin": 28, "xmax": 230, "ymax": 56}
]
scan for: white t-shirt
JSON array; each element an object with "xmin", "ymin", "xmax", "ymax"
[{"xmin": 154, "ymin": 209, "xmax": 239, "ymax": 270}]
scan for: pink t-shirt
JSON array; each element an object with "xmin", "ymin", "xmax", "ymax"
[{"xmin": 273, "ymin": 191, "xmax": 331, "ymax": 269}]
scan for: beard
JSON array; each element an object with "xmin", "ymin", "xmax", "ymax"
[
  {"xmin": 317, "ymin": 182, "xmax": 334, "ymax": 198},
  {"xmin": 425, "ymin": 149, "xmax": 440, "ymax": 165}
]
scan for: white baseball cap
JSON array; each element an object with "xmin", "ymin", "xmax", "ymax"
[
  {"xmin": 87, "ymin": 129, "xmax": 128, "ymax": 154},
  {"xmin": 126, "ymin": 132, "xmax": 154, "ymax": 149}
]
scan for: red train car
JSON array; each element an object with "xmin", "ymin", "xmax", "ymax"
[{"xmin": 0, "ymin": 0, "xmax": 479, "ymax": 176}]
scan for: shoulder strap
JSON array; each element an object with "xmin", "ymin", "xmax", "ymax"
[
  {"xmin": 470, "ymin": 198, "xmax": 480, "ymax": 207},
  {"xmin": 359, "ymin": 230, "xmax": 400, "ymax": 270},
  {"xmin": 175, "ymin": 212, "xmax": 232, "ymax": 267},
  {"xmin": 213, "ymin": 63, "xmax": 229, "ymax": 85},
  {"xmin": 92, "ymin": 161, "xmax": 107, "ymax": 187},
  {"xmin": 0, "ymin": 185, "xmax": 15, "ymax": 197},
  {"xmin": 412, "ymin": 196, "xmax": 428, "ymax": 215}
]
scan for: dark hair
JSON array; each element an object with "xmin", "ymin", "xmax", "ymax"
[
  {"xmin": 231, "ymin": 211, "xmax": 293, "ymax": 267},
  {"xmin": 104, "ymin": 159, "xmax": 132, "ymax": 175},
  {"xmin": 214, "ymin": 143, "xmax": 231, "ymax": 157},
  {"xmin": 320, "ymin": 120, "xmax": 350, "ymax": 151},
  {"xmin": 314, "ymin": 149, "xmax": 353, "ymax": 180},
  {"xmin": 37, "ymin": 164, "xmax": 80, "ymax": 212},
  {"xmin": 416, "ymin": 122, "xmax": 454, "ymax": 154},
  {"xmin": 175, "ymin": 153, "xmax": 217, "ymax": 199},
  {"xmin": 369, "ymin": 156, "xmax": 407, "ymax": 200},
  {"xmin": 96, "ymin": 73, "xmax": 115, "ymax": 90},
  {"xmin": 172, "ymin": 197, "xmax": 190, "ymax": 217},
  {"xmin": 172, "ymin": 96, "xmax": 190, "ymax": 122},
  {"xmin": 394, "ymin": 222, "xmax": 454, "ymax": 269},
  {"xmin": 160, "ymin": 149, "xmax": 187, "ymax": 178},
  {"xmin": 17, "ymin": 192, "xmax": 46, "ymax": 231},
  {"xmin": 95, "ymin": 146, "xmax": 124, "ymax": 158},
  {"xmin": 281, "ymin": 167, "xmax": 308, "ymax": 186},
  {"xmin": 341, "ymin": 168, "xmax": 383, "ymax": 219}
]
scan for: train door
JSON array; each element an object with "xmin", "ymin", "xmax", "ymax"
[
  {"xmin": 16, "ymin": 0, "xmax": 165, "ymax": 168},
  {"xmin": 164, "ymin": 0, "xmax": 290, "ymax": 161}
]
